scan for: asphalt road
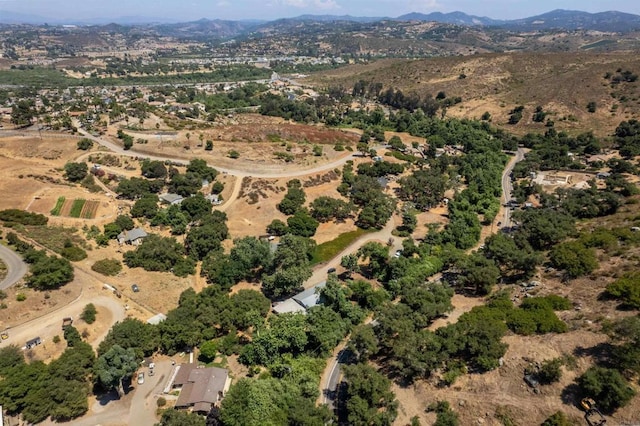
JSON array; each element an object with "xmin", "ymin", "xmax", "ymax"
[
  {"xmin": 501, "ymin": 147, "xmax": 526, "ymax": 229},
  {"xmin": 320, "ymin": 147, "xmax": 529, "ymax": 409},
  {"xmin": 0, "ymin": 244, "xmax": 28, "ymax": 290}
]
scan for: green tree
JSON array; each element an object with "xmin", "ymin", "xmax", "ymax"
[
  {"xmin": 287, "ymin": 209, "xmax": 319, "ymax": 237},
  {"xmin": 428, "ymin": 401, "xmax": 459, "ymax": 426},
  {"xmin": 343, "ymin": 363, "xmax": 398, "ymax": 426},
  {"xmin": 81, "ymin": 303, "xmax": 97, "ymax": 324},
  {"xmin": 63, "ymin": 325, "xmax": 82, "ymax": 347},
  {"xmin": 180, "ymin": 192, "xmax": 212, "ymax": 221},
  {"xmin": 140, "ymin": 159, "xmax": 167, "ymax": 179},
  {"xmin": 266, "ymin": 219, "xmax": 288, "ymax": 236},
  {"xmin": 277, "ymin": 185, "xmax": 306, "ymax": 215},
  {"xmin": 341, "ymin": 253, "xmax": 359, "ymax": 277},
  {"xmin": 348, "ymin": 324, "xmax": 379, "ymax": 362},
  {"xmin": 131, "ymin": 194, "xmax": 159, "ymax": 219},
  {"xmin": 549, "ymin": 241, "xmax": 598, "ymax": 279},
  {"xmin": 198, "ymin": 340, "xmax": 219, "ymax": 363},
  {"xmin": 94, "ymin": 345, "xmax": 138, "ymax": 397},
  {"xmin": 98, "ymin": 318, "xmax": 159, "ymax": 360},
  {"xmin": 77, "ymin": 138, "xmax": 93, "ymax": 150},
  {"xmin": 398, "ymin": 169, "xmax": 447, "ymax": 211},
  {"xmin": 576, "ymin": 366, "xmax": 635, "ymax": 414},
  {"xmin": 64, "ymin": 162, "xmax": 88, "ymax": 182},
  {"xmin": 27, "ymin": 254, "xmax": 74, "ymax": 290}
]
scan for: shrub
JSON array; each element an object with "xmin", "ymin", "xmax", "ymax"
[
  {"xmin": 576, "ymin": 366, "xmax": 636, "ymax": 414},
  {"xmin": 0, "ymin": 209, "xmax": 48, "ymax": 226},
  {"xmin": 61, "ymin": 245, "xmax": 87, "ymax": 262},
  {"xmin": 52, "ymin": 335, "xmax": 61, "ymax": 344},
  {"xmin": 16, "ymin": 293, "xmax": 26, "ymax": 301},
  {"xmin": 91, "ymin": 259, "xmax": 123, "ymax": 276},
  {"xmin": 81, "ymin": 303, "xmax": 97, "ymax": 324},
  {"xmin": 77, "ymin": 138, "xmax": 93, "ymax": 150},
  {"xmin": 228, "ymin": 150, "xmax": 240, "ymax": 159},
  {"xmin": 537, "ymin": 358, "xmax": 563, "ymax": 384},
  {"xmin": 542, "ymin": 411, "xmax": 575, "ymax": 426},
  {"xmin": 0, "ymin": 290, "xmax": 6, "ymax": 300},
  {"xmin": 605, "ymin": 272, "xmax": 640, "ymax": 308},
  {"xmin": 156, "ymin": 397, "xmax": 167, "ymax": 407}
]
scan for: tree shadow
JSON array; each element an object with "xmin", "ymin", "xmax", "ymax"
[
  {"xmin": 572, "ymin": 342, "xmax": 616, "ymax": 368},
  {"xmin": 97, "ymin": 389, "xmax": 120, "ymax": 406},
  {"xmin": 560, "ymin": 383, "xmax": 582, "ymax": 408}
]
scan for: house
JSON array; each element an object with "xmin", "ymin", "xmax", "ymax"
[
  {"xmin": 172, "ymin": 364, "xmax": 231, "ymax": 413},
  {"xmin": 117, "ymin": 227, "xmax": 148, "ymax": 245},
  {"xmin": 159, "ymin": 193, "xmax": 184, "ymax": 205},
  {"xmin": 147, "ymin": 313, "xmax": 167, "ymax": 325},
  {"xmin": 272, "ymin": 298, "xmax": 307, "ymax": 315},
  {"xmin": 272, "ymin": 281, "xmax": 327, "ymax": 314},
  {"xmin": 292, "ymin": 281, "xmax": 326, "ymax": 309}
]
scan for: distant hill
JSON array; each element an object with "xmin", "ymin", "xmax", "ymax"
[
  {"xmin": 395, "ymin": 11, "xmax": 504, "ymax": 26},
  {"xmin": 1, "ymin": 8, "xmax": 640, "ymax": 34},
  {"xmin": 504, "ymin": 9, "xmax": 640, "ymax": 32}
]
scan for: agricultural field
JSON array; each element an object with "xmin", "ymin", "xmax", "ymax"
[{"xmin": 50, "ymin": 198, "xmax": 99, "ymax": 219}]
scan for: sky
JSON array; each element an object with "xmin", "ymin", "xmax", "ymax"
[{"xmin": 1, "ymin": 0, "xmax": 639, "ymax": 22}]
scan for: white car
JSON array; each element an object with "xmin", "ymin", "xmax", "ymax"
[{"xmin": 137, "ymin": 372, "xmax": 145, "ymax": 385}]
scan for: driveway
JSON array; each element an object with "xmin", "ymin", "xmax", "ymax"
[{"xmin": 0, "ymin": 244, "xmax": 28, "ymax": 290}]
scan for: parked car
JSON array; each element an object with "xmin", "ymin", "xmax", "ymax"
[
  {"xmin": 327, "ymin": 267, "xmax": 336, "ymax": 274},
  {"xmin": 131, "ymin": 284, "xmax": 140, "ymax": 293},
  {"xmin": 394, "ymin": 250, "xmax": 402, "ymax": 258},
  {"xmin": 137, "ymin": 372, "xmax": 145, "ymax": 384}
]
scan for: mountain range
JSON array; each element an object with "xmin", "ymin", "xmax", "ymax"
[{"xmin": 1, "ymin": 9, "xmax": 640, "ymax": 33}]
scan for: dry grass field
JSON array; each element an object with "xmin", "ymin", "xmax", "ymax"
[{"xmin": 308, "ymin": 52, "xmax": 640, "ymax": 137}]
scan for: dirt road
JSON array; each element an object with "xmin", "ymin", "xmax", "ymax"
[
  {"xmin": 2, "ymin": 268, "xmax": 126, "ymax": 351},
  {"xmin": 75, "ymin": 123, "xmax": 357, "ymax": 179}
]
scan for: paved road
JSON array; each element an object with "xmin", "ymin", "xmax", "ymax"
[
  {"xmin": 501, "ymin": 148, "xmax": 526, "ymax": 229},
  {"xmin": 0, "ymin": 244, "xmax": 28, "ymax": 290},
  {"xmin": 320, "ymin": 147, "xmax": 529, "ymax": 408}
]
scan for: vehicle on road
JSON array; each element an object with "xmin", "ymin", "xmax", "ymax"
[
  {"xmin": 137, "ymin": 372, "xmax": 145, "ymax": 384},
  {"xmin": 1, "ymin": 331, "xmax": 8, "ymax": 340},
  {"xmin": 327, "ymin": 267, "xmax": 336, "ymax": 274},
  {"xmin": 62, "ymin": 317, "xmax": 73, "ymax": 330}
]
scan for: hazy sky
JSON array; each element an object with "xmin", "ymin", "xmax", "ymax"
[{"xmin": 1, "ymin": 0, "xmax": 638, "ymax": 22}]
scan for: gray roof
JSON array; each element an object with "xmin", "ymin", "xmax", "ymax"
[
  {"xmin": 292, "ymin": 281, "xmax": 326, "ymax": 309},
  {"xmin": 159, "ymin": 193, "xmax": 184, "ymax": 204},
  {"xmin": 272, "ymin": 298, "xmax": 306, "ymax": 315},
  {"xmin": 117, "ymin": 227, "xmax": 148, "ymax": 243},
  {"xmin": 174, "ymin": 364, "xmax": 229, "ymax": 411},
  {"xmin": 147, "ymin": 313, "xmax": 167, "ymax": 325}
]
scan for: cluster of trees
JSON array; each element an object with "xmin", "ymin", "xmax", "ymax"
[
  {"xmin": 124, "ymin": 234, "xmax": 195, "ymax": 277},
  {"xmin": 0, "ymin": 343, "xmax": 94, "ymax": 423},
  {"xmin": 6, "ymin": 232, "xmax": 74, "ymax": 290},
  {"xmin": 338, "ymin": 161, "xmax": 396, "ymax": 229},
  {"xmin": 0, "ymin": 209, "xmax": 48, "ymax": 226},
  {"xmin": 614, "ymin": 119, "xmax": 640, "ymax": 158},
  {"xmin": 270, "ymin": 179, "xmax": 320, "ymax": 238}
]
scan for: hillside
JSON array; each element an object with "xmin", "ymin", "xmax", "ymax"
[{"xmin": 307, "ymin": 52, "xmax": 640, "ymax": 137}]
